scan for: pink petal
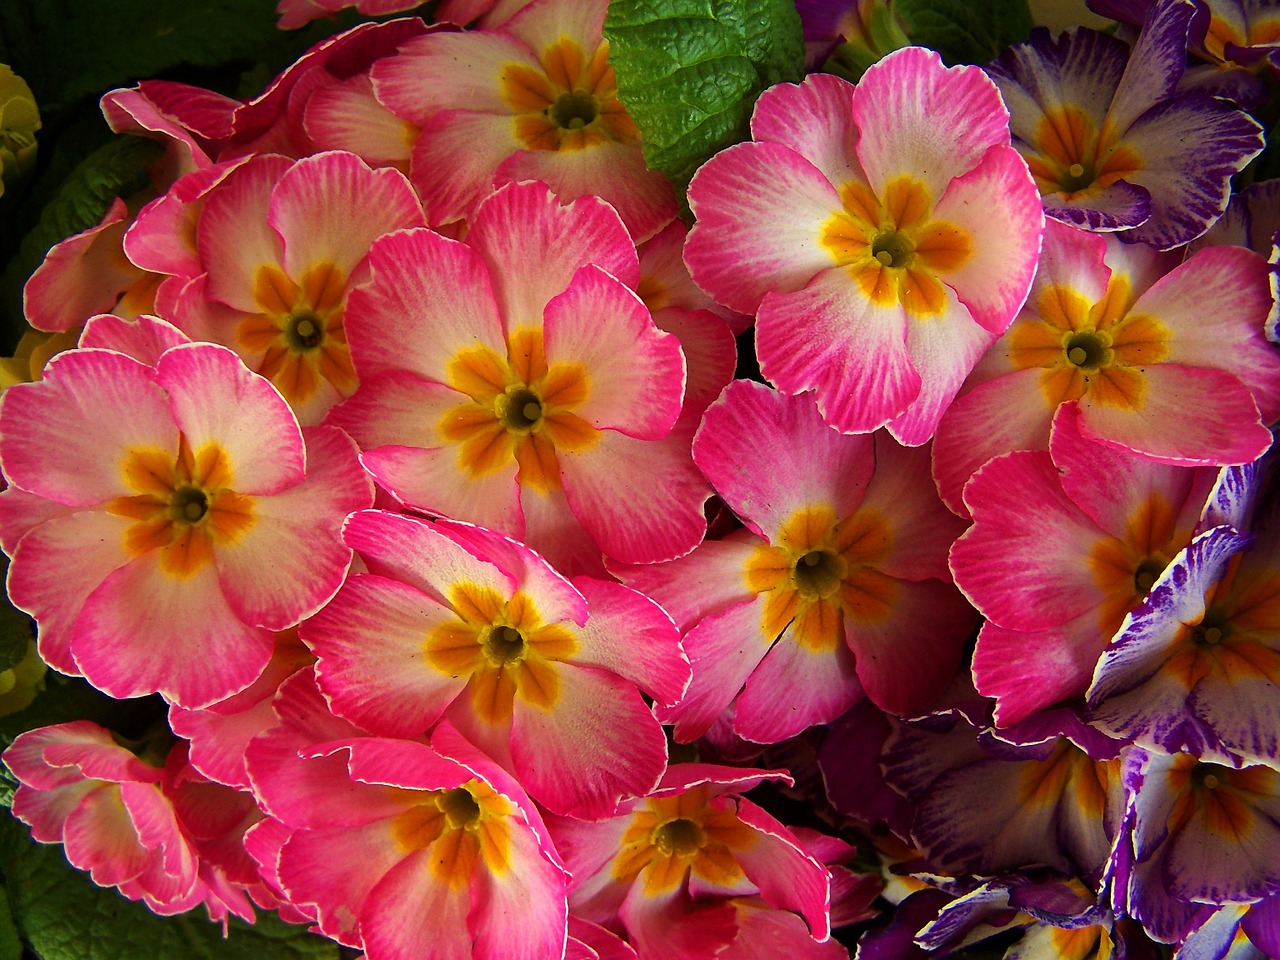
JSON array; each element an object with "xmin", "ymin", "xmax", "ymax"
[
  {"xmin": 693, "ymin": 379, "xmax": 874, "ymax": 540},
  {"xmin": 750, "ymin": 73, "xmax": 862, "ymax": 193},
  {"xmin": 544, "ymin": 264, "xmax": 684, "ymax": 439},
  {"xmin": 685, "ymin": 141, "xmax": 840, "ymax": 315},
  {"xmin": 851, "ymin": 46, "xmax": 1011, "ymax": 201}
]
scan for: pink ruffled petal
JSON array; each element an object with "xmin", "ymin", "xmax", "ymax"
[
  {"xmin": 544, "ymin": 264, "xmax": 684, "ymax": 439},
  {"xmin": 756, "ymin": 269, "xmax": 918, "ymax": 436},
  {"xmin": 685, "ymin": 141, "xmax": 840, "ymax": 315},
  {"xmin": 467, "ymin": 182, "xmax": 638, "ymax": 330},
  {"xmin": 212, "ymin": 424, "xmax": 370, "ymax": 630},
  {"xmin": 155, "ymin": 343, "xmax": 304, "ymax": 496},
  {"xmin": 0, "ymin": 349, "xmax": 175, "ymax": 506},
  {"xmin": 270, "ymin": 151, "xmax": 424, "ymax": 283},
  {"xmin": 71, "ymin": 551, "xmax": 273, "ymax": 707},
  {"xmin": 732, "ymin": 798, "xmax": 831, "ymax": 939},
  {"xmin": 345, "ymin": 228, "xmax": 506, "ymax": 383},
  {"xmin": 306, "ymin": 574, "xmax": 466, "ymax": 737},
  {"xmin": 693, "ymin": 380, "xmax": 874, "ymax": 540},
  {"xmin": 851, "ymin": 46, "xmax": 1010, "ymax": 200},
  {"xmin": 931, "ymin": 145, "xmax": 1044, "ymax": 335},
  {"xmin": 358, "ymin": 848, "xmax": 473, "ymax": 960},
  {"xmin": 79, "ymin": 314, "xmax": 191, "ymax": 366},
  {"xmin": 558, "ymin": 425, "xmax": 708, "ymax": 565},
  {"xmin": 570, "ymin": 576, "xmax": 689, "ymax": 705},
  {"xmin": 512, "ymin": 662, "xmax": 667, "ymax": 819},
  {"xmin": 951, "ymin": 450, "xmax": 1107, "ymax": 632},
  {"xmin": 408, "ymin": 109, "xmax": 523, "ymax": 227},
  {"xmin": 750, "ymin": 73, "xmax": 862, "ymax": 193}
]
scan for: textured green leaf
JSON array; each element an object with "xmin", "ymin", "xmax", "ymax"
[
  {"xmin": 0, "ymin": 815, "xmax": 339, "ymax": 960},
  {"xmin": 0, "ymin": 888, "xmax": 20, "ymax": 960},
  {"xmin": 605, "ymin": 0, "xmax": 804, "ymax": 198},
  {"xmin": 894, "ymin": 0, "xmax": 1034, "ymax": 65}
]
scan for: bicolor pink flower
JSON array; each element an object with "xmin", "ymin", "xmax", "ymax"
[
  {"xmin": 328, "ymin": 181, "xmax": 710, "ymax": 573},
  {"xmin": 933, "ymin": 219, "xmax": 1280, "ymax": 516},
  {"xmin": 4, "ymin": 721, "xmax": 202, "ymax": 915},
  {"xmin": 275, "ymin": 0, "xmax": 424, "ymax": 30},
  {"xmin": 0, "ymin": 342, "xmax": 372, "ymax": 707},
  {"xmin": 133, "ymin": 150, "xmax": 425, "ymax": 424},
  {"xmin": 684, "ymin": 48, "xmax": 1044, "ymax": 443},
  {"xmin": 546, "ymin": 764, "xmax": 831, "ymax": 960},
  {"xmin": 370, "ymin": 0, "xmax": 678, "ymax": 240},
  {"xmin": 615, "ymin": 380, "xmax": 973, "ymax": 740},
  {"xmin": 302, "ymin": 509, "xmax": 689, "ymax": 818},
  {"xmin": 951, "ymin": 404, "xmax": 1226, "ymax": 726},
  {"xmin": 261, "ymin": 725, "xmax": 569, "ymax": 960},
  {"xmin": 987, "ymin": 0, "xmax": 1264, "ymax": 248}
]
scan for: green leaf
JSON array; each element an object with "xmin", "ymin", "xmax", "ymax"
[
  {"xmin": 605, "ymin": 0, "xmax": 805, "ymax": 200},
  {"xmin": 893, "ymin": 0, "xmax": 1034, "ymax": 65},
  {"xmin": 0, "ymin": 676, "xmax": 165, "ymax": 747},
  {"xmin": 0, "ymin": 814, "xmax": 340, "ymax": 960},
  {"xmin": 0, "ymin": 888, "xmax": 21, "ymax": 960}
]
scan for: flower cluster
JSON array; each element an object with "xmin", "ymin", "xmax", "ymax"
[{"xmin": 2, "ymin": 0, "xmax": 1280, "ymax": 959}]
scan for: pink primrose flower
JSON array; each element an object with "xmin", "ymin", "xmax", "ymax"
[
  {"xmin": 260, "ymin": 725, "xmax": 569, "ymax": 960},
  {"xmin": 0, "ymin": 342, "xmax": 372, "ymax": 707},
  {"xmin": 5, "ymin": 721, "xmax": 203, "ymax": 915},
  {"xmin": 933, "ymin": 219, "xmax": 1280, "ymax": 517},
  {"xmin": 302, "ymin": 508, "xmax": 689, "ymax": 818},
  {"xmin": 615, "ymin": 380, "xmax": 974, "ymax": 739},
  {"xmin": 128, "ymin": 150, "xmax": 425, "ymax": 424},
  {"xmin": 328, "ymin": 180, "xmax": 711, "ymax": 573},
  {"xmin": 546, "ymin": 764, "xmax": 831, "ymax": 960},
  {"xmin": 684, "ymin": 47, "xmax": 1044, "ymax": 443},
  {"xmin": 950, "ymin": 404, "xmax": 1227, "ymax": 726},
  {"xmin": 370, "ymin": 0, "xmax": 678, "ymax": 240}
]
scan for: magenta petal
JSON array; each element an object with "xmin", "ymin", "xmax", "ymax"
[
  {"xmin": 733, "ymin": 798, "xmax": 831, "ymax": 939},
  {"xmin": 693, "ymin": 379, "xmax": 874, "ymax": 540},
  {"xmin": 756, "ymin": 269, "xmax": 918, "ymax": 435}
]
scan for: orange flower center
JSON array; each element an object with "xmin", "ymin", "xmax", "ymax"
[
  {"xmin": 1023, "ymin": 105, "xmax": 1142, "ymax": 200},
  {"xmin": 389, "ymin": 778, "xmax": 514, "ymax": 887},
  {"xmin": 106, "ymin": 437, "xmax": 256, "ymax": 578}
]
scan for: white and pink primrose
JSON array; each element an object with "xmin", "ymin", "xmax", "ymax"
[
  {"xmin": 0, "ymin": 342, "xmax": 372, "ymax": 708},
  {"xmin": 302, "ymin": 508, "xmax": 689, "ymax": 819},
  {"xmin": 933, "ymin": 219, "xmax": 1280, "ymax": 516},
  {"xmin": 615, "ymin": 380, "xmax": 973, "ymax": 740},
  {"xmin": 684, "ymin": 47, "xmax": 1044, "ymax": 443},
  {"xmin": 370, "ymin": 0, "xmax": 678, "ymax": 240},
  {"xmin": 545, "ymin": 764, "xmax": 831, "ymax": 960},
  {"xmin": 127, "ymin": 149, "xmax": 426, "ymax": 424},
  {"xmin": 328, "ymin": 180, "xmax": 713, "ymax": 574},
  {"xmin": 951, "ymin": 404, "xmax": 1230, "ymax": 727},
  {"xmin": 6, "ymin": 721, "xmax": 203, "ymax": 916},
  {"xmin": 254, "ymin": 723, "xmax": 569, "ymax": 960}
]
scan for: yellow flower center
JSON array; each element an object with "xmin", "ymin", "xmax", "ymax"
[
  {"xmin": 390, "ymin": 778, "xmax": 514, "ymax": 887},
  {"xmin": 501, "ymin": 38, "xmax": 639, "ymax": 153},
  {"xmin": 425, "ymin": 583, "xmax": 579, "ymax": 724},
  {"xmin": 1023, "ymin": 105, "xmax": 1143, "ymax": 200},
  {"xmin": 819, "ymin": 175, "xmax": 972, "ymax": 317},
  {"xmin": 106, "ymin": 437, "xmax": 256, "ymax": 578},
  {"xmin": 238, "ymin": 261, "xmax": 357, "ymax": 407}
]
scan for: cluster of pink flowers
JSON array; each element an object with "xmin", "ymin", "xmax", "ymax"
[{"xmin": 3, "ymin": 0, "xmax": 1280, "ymax": 958}]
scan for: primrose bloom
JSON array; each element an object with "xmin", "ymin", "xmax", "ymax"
[
  {"xmin": 5, "ymin": 721, "xmax": 202, "ymax": 915},
  {"xmin": 950, "ymin": 405, "xmax": 1225, "ymax": 727},
  {"xmin": 0, "ymin": 343, "xmax": 372, "ymax": 707},
  {"xmin": 987, "ymin": 0, "xmax": 1264, "ymax": 248},
  {"xmin": 1087, "ymin": 467, "xmax": 1280, "ymax": 768},
  {"xmin": 932, "ymin": 219, "xmax": 1280, "ymax": 516},
  {"xmin": 329, "ymin": 181, "xmax": 709, "ymax": 574},
  {"xmin": 547, "ymin": 764, "xmax": 830, "ymax": 960},
  {"xmin": 371, "ymin": 0, "xmax": 677, "ymax": 239},
  {"xmin": 260, "ymin": 727, "xmax": 569, "ymax": 960},
  {"xmin": 684, "ymin": 48, "xmax": 1043, "ymax": 443},
  {"xmin": 303, "ymin": 509, "xmax": 689, "ymax": 819},
  {"xmin": 130, "ymin": 150, "xmax": 425, "ymax": 424},
  {"xmin": 1117, "ymin": 748, "xmax": 1280, "ymax": 943},
  {"xmin": 615, "ymin": 380, "xmax": 973, "ymax": 740}
]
